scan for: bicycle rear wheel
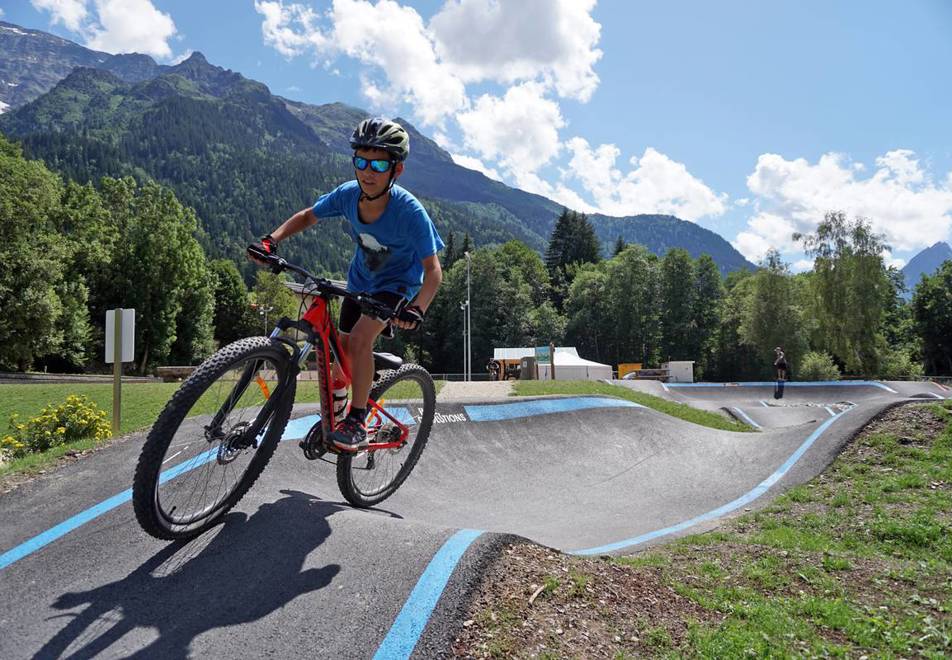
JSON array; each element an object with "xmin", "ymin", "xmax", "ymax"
[
  {"xmin": 336, "ymin": 364, "xmax": 435, "ymax": 508},
  {"xmin": 133, "ymin": 337, "xmax": 296, "ymax": 540}
]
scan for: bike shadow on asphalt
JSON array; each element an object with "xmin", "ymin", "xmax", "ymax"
[{"xmin": 34, "ymin": 490, "xmax": 345, "ymax": 659}]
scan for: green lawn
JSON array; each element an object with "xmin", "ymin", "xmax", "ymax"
[
  {"xmin": 624, "ymin": 400, "xmax": 952, "ymax": 657},
  {"xmin": 513, "ymin": 380, "xmax": 753, "ymax": 432},
  {"xmin": 0, "ymin": 377, "xmax": 445, "ymax": 480}
]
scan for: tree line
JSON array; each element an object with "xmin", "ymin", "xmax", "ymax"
[{"xmin": 2, "ymin": 134, "xmax": 951, "ymax": 378}]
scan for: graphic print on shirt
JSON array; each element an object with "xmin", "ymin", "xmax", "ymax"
[{"xmin": 358, "ymin": 232, "xmax": 392, "ymax": 272}]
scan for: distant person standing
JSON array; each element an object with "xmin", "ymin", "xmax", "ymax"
[{"xmin": 774, "ymin": 346, "xmax": 788, "ymax": 399}]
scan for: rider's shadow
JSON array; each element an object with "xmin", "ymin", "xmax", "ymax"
[{"xmin": 35, "ymin": 490, "xmax": 344, "ymax": 659}]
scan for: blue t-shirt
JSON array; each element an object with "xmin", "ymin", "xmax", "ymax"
[{"xmin": 312, "ymin": 181, "xmax": 444, "ymax": 300}]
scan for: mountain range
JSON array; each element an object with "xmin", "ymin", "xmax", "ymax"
[
  {"xmin": 0, "ymin": 19, "xmax": 756, "ymax": 276},
  {"xmin": 901, "ymin": 241, "xmax": 952, "ymax": 296}
]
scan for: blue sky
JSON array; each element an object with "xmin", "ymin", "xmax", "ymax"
[{"xmin": 5, "ymin": 1, "xmax": 952, "ymax": 268}]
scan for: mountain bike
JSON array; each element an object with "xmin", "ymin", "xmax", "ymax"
[{"xmin": 132, "ymin": 248, "xmax": 436, "ymax": 540}]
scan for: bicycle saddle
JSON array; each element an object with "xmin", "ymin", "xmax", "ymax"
[{"xmin": 374, "ymin": 352, "xmax": 403, "ymax": 370}]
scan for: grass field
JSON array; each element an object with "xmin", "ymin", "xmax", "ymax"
[
  {"xmin": 513, "ymin": 380, "xmax": 753, "ymax": 432},
  {"xmin": 0, "ymin": 376, "xmax": 444, "ymax": 481}
]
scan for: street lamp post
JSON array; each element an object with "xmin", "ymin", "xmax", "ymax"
[
  {"xmin": 460, "ymin": 302, "xmax": 467, "ymax": 381},
  {"xmin": 259, "ymin": 304, "xmax": 274, "ymax": 334},
  {"xmin": 464, "ymin": 251, "xmax": 471, "ymax": 381}
]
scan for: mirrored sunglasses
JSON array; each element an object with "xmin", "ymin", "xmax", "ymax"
[{"xmin": 353, "ymin": 156, "xmax": 393, "ymax": 173}]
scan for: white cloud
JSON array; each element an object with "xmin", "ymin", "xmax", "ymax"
[
  {"xmin": 0, "ymin": 8, "xmax": 5, "ymax": 18},
  {"xmin": 31, "ymin": 0, "xmax": 89, "ymax": 31},
  {"xmin": 562, "ymin": 138, "xmax": 728, "ymax": 220},
  {"xmin": 331, "ymin": 0, "xmax": 467, "ymax": 125},
  {"xmin": 254, "ymin": 0, "xmax": 327, "ymax": 58},
  {"xmin": 451, "ymin": 153, "xmax": 503, "ymax": 182},
  {"xmin": 32, "ymin": 0, "xmax": 179, "ymax": 59},
  {"xmin": 792, "ymin": 259, "xmax": 814, "ymax": 272},
  {"xmin": 167, "ymin": 49, "xmax": 193, "ymax": 65},
  {"xmin": 254, "ymin": 0, "xmax": 467, "ymax": 125},
  {"xmin": 429, "ymin": 0, "xmax": 602, "ymax": 101},
  {"xmin": 735, "ymin": 149, "xmax": 952, "ymax": 262},
  {"xmin": 86, "ymin": 0, "xmax": 177, "ymax": 58},
  {"xmin": 882, "ymin": 250, "xmax": 906, "ymax": 270},
  {"xmin": 456, "ymin": 82, "xmax": 564, "ymax": 178}
]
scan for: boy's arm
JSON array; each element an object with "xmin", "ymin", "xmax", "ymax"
[
  {"xmin": 267, "ymin": 207, "xmax": 318, "ymax": 244},
  {"xmin": 412, "ymin": 254, "xmax": 443, "ymax": 313}
]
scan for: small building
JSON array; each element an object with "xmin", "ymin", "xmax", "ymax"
[{"xmin": 662, "ymin": 360, "xmax": 695, "ymax": 383}]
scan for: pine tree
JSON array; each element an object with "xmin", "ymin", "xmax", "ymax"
[
  {"xmin": 613, "ymin": 235, "xmax": 626, "ymax": 256},
  {"xmin": 443, "ymin": 232, "xmax": 457, "ymax": 270}
]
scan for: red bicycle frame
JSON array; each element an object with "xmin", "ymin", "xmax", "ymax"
[{"xmin": 298, "ymin": 295, "xmax": 410, "ymax": 450}]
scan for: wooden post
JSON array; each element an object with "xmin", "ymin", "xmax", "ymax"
[
  {"xmin": 112, "ymin": 308, "xmax": 122, "ymax": 437},
  {"xmin": 549, "ymin": 341, "xmax": 556, "ymax": 380}
]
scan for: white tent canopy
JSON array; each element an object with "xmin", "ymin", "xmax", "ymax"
[{"xmin": 537, "ymin": 349, "xmax": 612, "ymax": 381}]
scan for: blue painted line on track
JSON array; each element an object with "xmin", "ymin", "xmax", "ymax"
[
  {"xmin": 1, "ymin": 422, "xmax": 287, "ymax": 571},
  {"xmin": 0, "ymin": 489, "xmax": 132, "ymax": 570},
  {"xmin": 668, "ymin": 380, "xmax": 898, "ymax": 393},
  {"xmin": 731, "ymin": 407, "xmax": 761, "ymax": 429},
  {"xmin": 373, "ymin": 529, "xmax": 483, "ymax": 660},
  {"xmin": 570, "ymin": 412, "xmax": 844, "ymax": 556},
  {"xmin": 464, "ymin": 397, "xmax": 641, "ymax": 422}
]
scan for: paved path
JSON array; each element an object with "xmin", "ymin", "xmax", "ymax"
[
  {"xmin": 437, "ymin": 380, "xmax": 513, "ymax": 401},
  {"xmin": 0, "ymin": 380, "xmax": 942, "ymax": 658}
]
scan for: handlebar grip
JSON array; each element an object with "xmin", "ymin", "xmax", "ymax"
[{"xmin": 246, "ymin": 244, "xmax": 286, "ymax": 274}]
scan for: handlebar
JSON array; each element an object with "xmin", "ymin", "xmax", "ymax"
[{"xmin": 247, "ymin": 244, "xmax": 398, "ymax": 320}]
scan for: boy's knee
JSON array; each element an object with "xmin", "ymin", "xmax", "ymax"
[{"xmin": 349, "ymin": 319, "xmax": 383, "ymax": 352}]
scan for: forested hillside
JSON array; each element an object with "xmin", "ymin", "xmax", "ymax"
[{"xmin": 1, "ymin": 21, "xmax": 755, "ymax": 276}]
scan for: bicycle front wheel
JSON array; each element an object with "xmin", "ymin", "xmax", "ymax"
[
  {"xmin": 336, "ymin": 364, "xmax": 436, "ymax": 508},
  {"xmin": 133, "ymin": 337, "xmax": 296, "ymax": 540}
]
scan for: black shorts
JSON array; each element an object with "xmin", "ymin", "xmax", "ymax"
[
  {"xmin": 339, "ymin": 291, "xmax": 407, "ymax": 334},
  {"xmin": 776, "ymin": 361, "xmax": 788, "ymax": 371}
]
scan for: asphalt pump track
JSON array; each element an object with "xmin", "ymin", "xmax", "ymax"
[{"xmin": 0, "ymin": 380, "xmax": 948, "ymax": 658}]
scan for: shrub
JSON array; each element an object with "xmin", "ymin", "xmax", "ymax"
[
  {"xmin": 1, "ymin": 395, "xmax": 110, "ymax": 459},
  {"xmin": 797, "ymin": 351, "xmax": 841, "ymax": 381},
  {"xmin": 878, "ymin": 348, "xmax": 924, "ymax": 380}
]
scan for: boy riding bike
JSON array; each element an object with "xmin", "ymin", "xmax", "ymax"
[{"xmin": 250, "ymin": 118, "xmax": 444, "ymax": 452}]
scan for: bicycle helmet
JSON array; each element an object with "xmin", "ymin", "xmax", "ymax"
[{"xmin": 350, "ymin": 117, "xmax": 410, "ymax": 162}]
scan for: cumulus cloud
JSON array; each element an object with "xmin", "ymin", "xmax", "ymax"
[
  {"xmin": 254, "ymin": 0, "xmax": 467, "ymax": 125},
  {"xmin": 792, "ymin": 259, "xmax": 814, "ymax": 272},
  {"xmin": 31, "ymin": 0, "xmax": 89, "ymax": 31},
  {"xmin": 253, "ymin": 2, "xmax": 723, "ymax": 219},
  {"xmin": 734, "ymin": 150, "xmax": 952, "ymax": 262},
  {"xmin": 252, "ymin": 0, "xmax": 601, "ymax": 128},
  {"xmin": 429, "ymin": 0, "xmax": 602, "ymax": 101},
  {"xmin": 86, "ymin": 0, "xmax": 177, "ymax": 58},
  {"xmin": 451, "ymin": 153, "xmax": 503, "ymax": 182},
  {"xmin": 457, "ymin": 82, "xmax": 564, "ymax": 177},
  {"xmin": 561, "ymin": 138, "xmax": 728, "ymax": 220},
  {"xmin": 255, "ymin": 1, "xmax": 328, "ymax": 58},
  {"xmin": 31, "ymin": 0, "xmax": 179, "ymax": 59},
  {"xmin": 167, "ymin": 49, "xmax": 193, "ymax": 65}
]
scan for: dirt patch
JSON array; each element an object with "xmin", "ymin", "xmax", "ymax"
[{"xmin": 451, "ymin": 542, "xmax": 718, "ymax": 658}]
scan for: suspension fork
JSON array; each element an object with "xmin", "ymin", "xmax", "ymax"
[{"xmin": 206, "ymin": 328, "xmax": 300, "ymax": 441}]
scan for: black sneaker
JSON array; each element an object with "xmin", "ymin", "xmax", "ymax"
[{"xmin": 327, "ymin": 414, "xmax": 368, "ymax": 452}]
